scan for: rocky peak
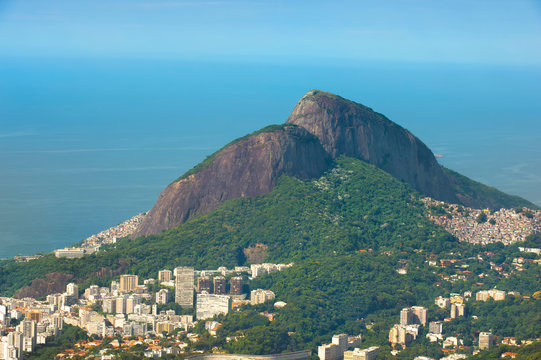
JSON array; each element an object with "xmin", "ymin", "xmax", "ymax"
[{"xmin": 286, "ymin": 90, "xmax": 457, "ymax": 202}]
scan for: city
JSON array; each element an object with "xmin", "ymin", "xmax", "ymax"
[{"xmin": 1, "ymin": 236, "xmax": 539, "ymax": 359}]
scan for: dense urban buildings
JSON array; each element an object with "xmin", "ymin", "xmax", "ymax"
[
  {"xmin": 422, "ymin": 198, "xmax": 541, "ymax": 245},
  {"xmin": 80, "ymin": 213, "xmax": 146, "ymax": 249},
  {"xmin": 0, "ymin": 245, "xmax": 535, "ymax": 359},
  {"xmin": 318, "ymin": 334, "xmax": 362, "ymax": 360}
]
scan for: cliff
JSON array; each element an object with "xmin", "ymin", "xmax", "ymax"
[
  {"xmin": 286, "ymin": 90, "xmax": 457, "ymax": 202},
  {"xmin": 133, "ymin": 125, "xmax": 331, "ymax": 237}
]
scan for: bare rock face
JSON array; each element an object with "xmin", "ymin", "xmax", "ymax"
[
  {"xmin": 286, "ymin": 90, "xmax": 458, "ymax": 202},
  {"xmin": 133, "ymin": 125, "xmax": 331, "ymax": 237},
  {"xmin": 14, "ymin": 272, "xmax": 73, "ymax": 299}
]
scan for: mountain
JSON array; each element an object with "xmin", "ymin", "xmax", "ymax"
[
  {"xmin": 1, "ymin": 90, "xmax": 540, "ymax": 360},
  {"xmin": 134, "ymin": 90, "xmax": 536, "ymax": 237}
]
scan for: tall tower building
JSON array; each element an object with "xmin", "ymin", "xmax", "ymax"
[
  {"xmin": 196, "ymin": 293, "xmax": 232, "ymax": 320},
  {"xmin": 479, "ymin": 332, "xmax": 493, "ymax": 350},
  {"xmin": 116, "ymin": 296, "xmax": 127, "ymax": 314},
  {"xmin": 175, "ymin": 267, "xmax": 195, "ymax": 308},
  {"xmin": 197, "ymin": 276, "xmax": 212, "ymax": 293},
  {"xmin": 450, "ymin": 303, "xmax": 465, "ymax": 319},
  {"xmin": 20, "ymin": 319, "xmax": 37, "ymax": 339},
  {"xmin": 103, "ymin": 298, "xmax": 116, "ymax": 313},
  {"xmin": 52, "ymin": 313, "xmax": 63, "ymax": 330},
  {"xmin": 119, "ymin": 275, "xmax": 138, "ymax": 293},
  {"xmin": 332, "ymin": 334, "xmax": 348, "ymax": 353},
  {"xmin": 156, "ymin": 289, "xmax": 170, "ymax": 305},
  {"xmin": 230, "ymin": 277, "xmax": 243, "ymax": 295},
  {"xmin": 126, "ymin": 295, "xmax": 141, "ymax": 314},
  {"xmin": 411, "ymin": 306, "xmax": 427, "ymax": 325},
  {"xmin": 429, "ymin": 321, "xmax": 442, "ymax": 335},
  {"xmin": 213, "ymin": 276, "xmax": 226, "ymax": 295},
  {"xmin": 158, "ymin": 270, "xmax": 172, "ymax": 283},
  {"xmin": 7, "ymin": 331, "xmax": 24, "ymax": 360},
  {"xmin": 400, "ymin": 308, "xmax": 413, "ymax": 326},
  {"xmin": 66, "ymin": 283, "xmax": 79, "ymax": 299}
]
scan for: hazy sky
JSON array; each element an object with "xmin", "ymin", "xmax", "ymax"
[{"xmin": 1, "ymin": 0, "xmax": 541, "ymax": 65}]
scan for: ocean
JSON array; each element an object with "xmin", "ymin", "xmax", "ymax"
[{"xmin": 1, "ymin": 57, "xmax": 540, "ymax": 258}]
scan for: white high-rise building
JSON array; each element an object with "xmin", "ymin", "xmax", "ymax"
[
  {"xmin": 156, "ymin": 289, "xmax": 170, "ymax": 305},
  {"xmin": 7, "ymin": 331, "xmax": 24, "ymax": 360},
  {"xmin": 196, "ymin": 293, "xmax": 232, "ymax": 320},
  {"xmin": 450, "ymin": 303, "xmax": 465, "ymax": 318},
  {"xmin": 66, "ymin": 283, "xmax": 79, "ymax": 299},
  {"xmin": 175, "ymin": 267, "xmax": 194, "ymax": 308}
]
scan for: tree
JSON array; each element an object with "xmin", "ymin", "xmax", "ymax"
[{"xmin": 476, "ymin": 213, "xmax": 487, "ymax": 224}]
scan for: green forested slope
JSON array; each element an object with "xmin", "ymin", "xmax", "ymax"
[
  {"xmin": 197, "ymin": 250, "xmax": 540, "ymax": 357},
  {"xmin": 0, "ymin": 157, "xmax": 455, "ymax": 296},
  {"xmin": 444, "ymin": 167, "xmax": 539, "ymax": 210}
]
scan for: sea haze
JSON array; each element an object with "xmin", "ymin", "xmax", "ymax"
[{"xmin": 1, "ymin": 57, "xmax": 540, "ymax": 258}]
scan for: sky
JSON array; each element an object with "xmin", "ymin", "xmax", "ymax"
[
  {"xmin": 0, "ymin": 1, "xmax": 540, "ymax": 258},
  {"xmin": 0, "ymin": 0, "xmax": 541, "ymax": 65}
]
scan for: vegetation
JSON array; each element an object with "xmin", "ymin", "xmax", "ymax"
[
  {"xmin": 443, "ymin": 167, "xmax": 539, "ymax": 210},
  {"xmin": 476, "ymin": 212, "xmax": 487, "ymax": 224},
  {"xmin": 0, "ymin": 157, "xmax": 457, "ymax": 296},
  {"xmin": 470, "ymin": 341, "xmax": 541, "ymax": 360},
  {"xmin": 27, "ymin": 324, "xmax": 88, "ymax": 359},
  {"xmin": 442, "ymin": 297, "xmax": 541, "ymax": 343},
  {"xmin": 522, "ymin": 233, "xmax": 541, "ymax": 248}
]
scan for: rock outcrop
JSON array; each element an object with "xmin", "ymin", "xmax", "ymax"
[
  {"xmin": 286, "ymin": 90, "xmax": 457, "ymax": 202},
  {"xmin": 14, "ymin": 272, "xmax": 73, "ymax": 299},
  {"xmin": 133, "ymin": 125, "xmax": 331, "ymax": 237}
]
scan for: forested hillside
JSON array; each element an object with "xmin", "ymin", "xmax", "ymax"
[{"xmin": 0, "ymin": 157, "xmax": 454, "ymax": 296}]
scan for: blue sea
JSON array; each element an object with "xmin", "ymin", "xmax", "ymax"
[{"xmin": 1, "ymin": 57, "xmax": 540, "ymax": 258}]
